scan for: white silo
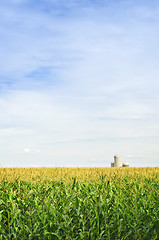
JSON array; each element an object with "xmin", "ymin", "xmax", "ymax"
[{"xmin": 114, "ymin": 155, "xmax": 121, "ymax": 167}]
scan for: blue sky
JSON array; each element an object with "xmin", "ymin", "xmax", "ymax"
[{"xmin": 0, "ymin": 0, "xmax": 159, "ymax": 167}]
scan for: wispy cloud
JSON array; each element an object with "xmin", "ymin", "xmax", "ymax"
[{"xmin": 0, "ymin": 0, "xmax": 159, "ymax": 166}]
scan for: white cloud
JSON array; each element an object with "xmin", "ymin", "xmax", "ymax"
[
  {"xmin": 0, "ymin": 0, "xmax": 159, "ymax": 167},
  {"xmin": 0, "ymin": 127, "xmax": 32, "ymax": 137},
  {"xmin": 24, "ymin": 148, "xmax": 30, "ymax": 153}
]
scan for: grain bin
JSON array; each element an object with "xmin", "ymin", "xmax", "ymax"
[
  {"xmin": 122, "ymin": 162, "xmax": 129, "ymax": 167},
  {"xmin": 114, "ymin": 155, "xmax": 121, "ymax": 167}
]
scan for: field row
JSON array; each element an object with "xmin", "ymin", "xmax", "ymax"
[
  {"xmin": 0, "ymin": 167, "xmax": 158, "ymax": 182},
  {"xmin": 0, "ymin": 167, "xmax": 158, "ymax": 239}
]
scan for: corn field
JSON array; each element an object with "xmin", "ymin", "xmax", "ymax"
[{"xmin": 0, "ymin": 167, "xmax": 158, "ymax": 239}]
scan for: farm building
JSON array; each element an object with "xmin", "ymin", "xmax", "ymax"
[{"xmin": 111, "ymin": 155, "xmax": 129, "ymax": 167}]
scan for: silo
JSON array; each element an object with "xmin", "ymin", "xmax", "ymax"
[
  {"xmin": 111, "ymin": 162, "xmax": 114, "ymax": 167},
  {"xmin": 114, "ymin": 155, "xmax": 121, "ymax": 167}
]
